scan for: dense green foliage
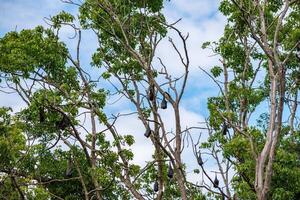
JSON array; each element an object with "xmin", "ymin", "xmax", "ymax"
[{"xmin": 0, "ymin": 0, "xmax": 299, "ymax": 199}]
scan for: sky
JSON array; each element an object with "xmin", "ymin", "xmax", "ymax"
[{"xmin": 0, "ymin": 0, "xmax": 228, "ymax": 188}]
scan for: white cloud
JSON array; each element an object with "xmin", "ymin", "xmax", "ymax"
[
  {"xmin": 165, "ymin": 0, "xmax": 220, "ymax": 20},
  {"xmin": 0, "ymin": 0, "xmax": 67, "ymax": 33},
  {"xmin": 0, "ymin": 92, "xmax": 26, "ymax": 112},
  {"xmin": 154, "ymin": 11, "xmax": 226, "ymax": 77}
]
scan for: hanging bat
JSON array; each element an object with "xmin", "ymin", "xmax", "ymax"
[
  {"xmin": 161, "ymin": 96, "xmax": 167, "ymax": 109},
  {"xmin": 153, "ymin": 180, "xmax": 159, "ymax": 192},
  {"xmin": 39, "ymin": 107, "xmax": 45, "ymax": 123},
  {"xmin": 167, "ymin": 162, "xmax": 174, "ymax": 179},
  {"xmin": 213, "ymin": 174, "xmax": 219, "ymax": 188},
  {"xmin": 144, "ymin": 126, "xmax": 152, "ymax": 138},
  {"xmin": 197, "ymin": 152, "xmax": 203, "ymax": 166},
  {"xmin": 222, "ymin": 123, "xmax": 228, "ymax": 135},
  {"xmin": 56, "ymin": 115, "xmax": 71, "ymax": 130},
  {"xmin": 148, "ymin": 84, "xmax": 155, "ymax": 101}
]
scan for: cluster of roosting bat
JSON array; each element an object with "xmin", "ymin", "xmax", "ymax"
[
  {"xmin": 39, "ymin": 106, "xmax": 71, "ymax": 131},
  {"xmin": 39, "ymin": 106, "xmax": 74, "ymax": 177},
  {"xmin": 147, "ymin": 86, "xmax": 176, "ymax": 192},
  {"xmin": 144, "ymin": 86, "xmax": 169, "ymax": 138},
  {"xmin": 39, "ymin": 84, "xmax": 232, "ymax": 191},
  {"xmin": 148, "ymin": 84, "xmax": 168, "ymax": 109},
  {"xmin": 196, "ymin": 150, "xmax": 220, "ymax": 189},
  {"xmin": 146, "ymin": 85, "xmax": 229, "ymax": 193},
  {"xmin": 151, "ymin": 158, "xmax": 220, "ymax": 192},
  {"xmin": 152, "ymin": 162, "xmax": 174, "ymax": 192}
]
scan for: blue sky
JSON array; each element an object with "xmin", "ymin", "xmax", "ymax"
[{"xmin": 0, "ymin": 0, "xmax": 228, "ymax": 186}]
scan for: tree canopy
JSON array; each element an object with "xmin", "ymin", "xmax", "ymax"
[{"xmin": 0, "ymin": 0, "xmax": 299, "ymax": 200}]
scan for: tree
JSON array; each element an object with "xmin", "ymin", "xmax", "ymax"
[
  {"xmin": 1, "ymin": 0, "xmax": 299, "ymax": 199},
  {"xmin": 202, "ymin": 0, "xmax": 300, "ymax": 199}
]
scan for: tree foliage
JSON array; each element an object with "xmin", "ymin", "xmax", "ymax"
[{"xmin": 0, "ymin": 0, "xmax": 299, "ymax": 200}]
